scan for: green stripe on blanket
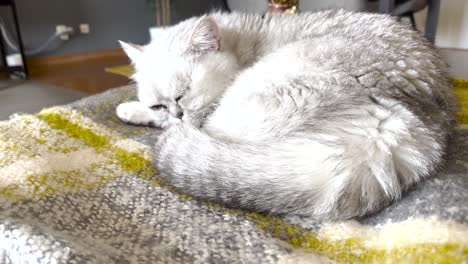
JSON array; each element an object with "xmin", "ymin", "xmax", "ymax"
[{"xmin": 0, "ymin": 108, "xmax": 154, "ymax": 200}]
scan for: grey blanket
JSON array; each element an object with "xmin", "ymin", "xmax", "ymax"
[{"xmin": 0, "ymin": 85, "xmax": 466, "ymax": 263}]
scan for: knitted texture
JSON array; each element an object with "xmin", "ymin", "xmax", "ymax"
[{"xmin": 0, "ymin": 85, "xmax": 467, "ymax": 263}]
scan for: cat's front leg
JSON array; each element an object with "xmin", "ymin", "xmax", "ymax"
[
  {"xmin": 116, "ymin": 101, "xmax": 179, "ymax": 128},
  {"xmin": 116, "ymin": 101, "xmax": 157, "ymax": 126}
]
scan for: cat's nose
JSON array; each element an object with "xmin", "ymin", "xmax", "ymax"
[
  {"xmin": 176, "ymin": 111, "xmax": 184, "ymax": 119},
  {"xmin": 169, "ymin": 106, "xmax": 184, "ymax": 119}
]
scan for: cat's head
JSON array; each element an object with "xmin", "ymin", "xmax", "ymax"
[{"xmin": 120, "ymin": 15, "xmax": 239, "ymax": 120}]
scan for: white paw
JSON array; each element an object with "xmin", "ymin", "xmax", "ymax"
[
  {"xmin": 169, "ymin": 116, "xmax": 183, "ymax": 124},
  {"xmin": 116, "ymin": 101, "xmax": 152, "ymax": 125}
]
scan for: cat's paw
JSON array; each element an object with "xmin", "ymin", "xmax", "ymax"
[{"xmin": 116, "ymin": 101, "xmax": 154, "ymax": 126}]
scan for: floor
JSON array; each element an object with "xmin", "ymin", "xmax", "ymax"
[
  {"xmin": 0, "ymin": 80, "xmax": 85, "ymax": 120},
  {"xmin": 28, "ymin": 50, "xmax": 131, "ymax": 94},
  {"xmin": 0, "ymin": 49, "xmax": 130, "ymax": 121}
]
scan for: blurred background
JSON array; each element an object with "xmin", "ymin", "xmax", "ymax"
[{"xmin": 0, "ymin": 0, "xmax": 466, "ymax": 120}]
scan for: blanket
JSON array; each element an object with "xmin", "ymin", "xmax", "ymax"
[{"xmin": 0, "ymin": 85, "xmax": 467, "ymax": 263}]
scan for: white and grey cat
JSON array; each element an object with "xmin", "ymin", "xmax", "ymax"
[{"xmin": 117, "ymin": 10, "xmax": 456, "ymax": 220}]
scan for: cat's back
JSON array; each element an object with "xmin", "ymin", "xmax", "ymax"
[
  {"xmin": 212, "ymin": 10, "xmax": 421, "ymax": 44},
  {"xmin": 212, "ymin": 10, "xmax": 438, "ymax": 65},
  {"xmin": 213, "ymin": 10, "xmax": 453, "ymax": 112}
]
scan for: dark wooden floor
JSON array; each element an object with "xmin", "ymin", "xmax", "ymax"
[{"xmin": 28, "ymin": 49, "xmax": 131, "ymax": 94}]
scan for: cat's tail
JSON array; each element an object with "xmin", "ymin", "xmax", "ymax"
[{"xmin": 154, "ymin": 102, "xmax": 448, "ymax": 219}]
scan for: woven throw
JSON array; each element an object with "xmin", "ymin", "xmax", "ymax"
[{"xmin": 0, "ymin": 85, "xmax": 467, "ymax": 263}]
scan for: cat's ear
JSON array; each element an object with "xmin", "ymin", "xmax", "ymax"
[
  {"xmin": 189, "ymin": 16, "xmax": 220, "ymax": 53},
  {"xmin": 119, "ymin": 41, "xmax": 143, "ymax": 63},
  {"xmin": 149, "ymin": 27, "xmax": 164, "ymax": 41}
]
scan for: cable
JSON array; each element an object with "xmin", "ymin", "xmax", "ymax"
[
  {"xmin": 0, "ymin": 16, "xmax": 73, "ymax": 56},
  {"xmin": 222, "ymin": 0, "xmax": 231, "ymax": 12}
]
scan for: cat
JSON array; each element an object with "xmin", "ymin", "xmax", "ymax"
[{"xmin": 117, "ymin": 10, "xmax": 456, "ymax": 220}]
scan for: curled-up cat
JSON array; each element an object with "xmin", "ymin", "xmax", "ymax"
[{"xmin": 117, "ymin": 10, "xmax": 456, "ymax": 220}]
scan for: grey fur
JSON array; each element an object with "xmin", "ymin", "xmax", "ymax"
[{"xmin": 122, "ymin": 10, "xmax": 456, "ymax": 220}]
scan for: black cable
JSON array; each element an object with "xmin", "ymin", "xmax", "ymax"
[{"xmin": 221, "ymin": 0, "xmax": 231, "ymax": 12}]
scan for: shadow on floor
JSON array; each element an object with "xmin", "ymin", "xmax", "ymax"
[{"xmin": 0, "ymin": 80, "xmax": 86, "ymax": 120}]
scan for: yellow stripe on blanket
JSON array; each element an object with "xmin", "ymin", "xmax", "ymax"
[
  {"xmin": 454, "ymin": 78, "xmax": 468, "ymax": 124},
  {"xmin": 0, "ymin": 108, "xmax": 154, "ymax": 201},
  {"xmin": 246, "ymin": 212, "xmax": 468, "ymax": 263}
]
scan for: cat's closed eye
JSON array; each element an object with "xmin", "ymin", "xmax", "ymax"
[
  {"xmin": 149, "ymin": 104, "xmax": 167, "ymax": 110},
  {"xmin": 175, "ymin": 96, "xmax": 183, "ymax": 103}
]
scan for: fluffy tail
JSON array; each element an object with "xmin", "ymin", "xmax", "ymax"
[{"xmin": 154, "ymin": 101, "xmax": 447, "ymax": 220}]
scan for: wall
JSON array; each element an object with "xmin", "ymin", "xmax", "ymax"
[
  {"xmin": 415, "ymin": 0, "xmax": 468, "ymax": 50},
  {"xmin": 0, "ymin": 0, "xmax": 223, "ymax": 58},
  {"xmin": 226, "ymin": 0, "xmax": 367, "ymax": 13},
  {"xmin": 7, "ymin": 0, "xmax": 463, "ymax": 58},
  {"xmin": 169, "ymin": 0, "xmax": 224, "ymax": 23}
]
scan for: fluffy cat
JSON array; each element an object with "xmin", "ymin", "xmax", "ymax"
[{"xmin": 117, "ymin": 10, "xmax": 456, "ymax": 220}]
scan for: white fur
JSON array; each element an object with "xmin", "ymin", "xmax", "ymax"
[
  {"xmin": 116, "ymin": 11, "xmax": 455, "ymax": 219},
  {"xmin": 117, "ymin": 101, "xmax": 179, "ymax": 128}
]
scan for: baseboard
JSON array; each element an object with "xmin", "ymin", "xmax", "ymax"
[
  {"xmin": 439, "ymin": 48, "xmax": 468, "ymax": 80},
  {"xmin": 27, "ymin": 48, "xmax": 126, "ymax": 70},
  {"xmin": 439, "ymin": 47, "xmax": 468, "ymax": 52}
]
